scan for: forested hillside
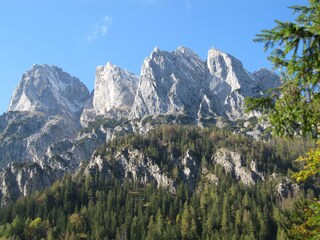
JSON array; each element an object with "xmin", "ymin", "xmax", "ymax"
[{"xmin": 0, "ymin": 125, "xmax": 315, "ymax": 239}]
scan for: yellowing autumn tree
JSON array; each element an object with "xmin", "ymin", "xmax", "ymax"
[{"xmin": 247, "ymin": 0, "xmax": 320, "ymax": 239}]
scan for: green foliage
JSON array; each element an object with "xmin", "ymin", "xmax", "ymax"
[
  {"xmin": 0, "ymin": 125, "xmax": 314, "ymax": 239},
  {"xmin": 247, "ymin": 1, "xmax": 320, "ymax": 238},
  {"xmin": 279, "ymin": 198, "xmax": 320, "ymax": 240},
  {"xmin": 247, "ymin": 0, "xmax": 320, "ymax": 138},
  {"xmin": 0, "ymin": 174, "xmax": 280, "ymax": 240},
  {"xmin": 289, "ymin": 141, "xmax": 320, "ymax": 239}
]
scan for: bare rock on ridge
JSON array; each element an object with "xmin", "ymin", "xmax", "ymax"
[
  {"xmin": 1, "ymin": 65, "xmax": 90, "ymax": 167},
  {"xmin": 130, "ymin": 46, "xmax": 208, "ymax": 119},
  {"xmin": 9, "ymin": 64, "xmax": 90, "ymax": 120},
  {"xmin": 81, "ymin": 62, "xmax": 139, "ymax": 127}
]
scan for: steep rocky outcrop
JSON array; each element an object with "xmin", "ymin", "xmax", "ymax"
[
  {"xmin": 130, "ymin": 46, "xmax": 207, "ymax": 119},
  {"xmin": 85, "ymin": 145, "xmax": 266, "ymax": 192},
  {"xmin": 253, "ymin": 68, "xmax": 281, "ymax": 94},
  {"xmin": 81, "ymin": 63, "xmax": 139, "ymax": 126},
  {"xmin": 0, "ymin": 46, "xmax": 283, "ymax": 205},
  {"xmin": 0, "ymin": 111, "xmax": 78, "ymax": 168},
  {"xmin": 93, "ymin": 63, "xmax": 139, "ymax": 118},
  {"xmin": 0, "ymin": 162, "xmax": 64, "ymax": 206},
  {"xmin": 129, "ymin": 46, "xmax": 280, "ymax": 123},
  {"xmin": 0, "ymin": 65, "xmax": 91, "ymax": 203},
  {"xmin": 0, "ymin": 65, "xmax": 90, "ymax": 167},
  {"xmin": 207, "ymin": 48, "xmax": 256, "ymax": 120},
  {"xmin": 9, "ymin": 64, "xmax": 90, "ymax": 120},
  {"xmin": 86, "ymin": 148, "xmax": 175, "ymax": 191},
  {"xmin": 276, "ymin": 177, "xmax": 300, "ymax": 199},
  {"xmin": 80, "ymin": 46, "xmax": 280, "ymax": 127},
  {"xmin": 212, "ymin": 148, "xmax": 263, "ymax": 186}
]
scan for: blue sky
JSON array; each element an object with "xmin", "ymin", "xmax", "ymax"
[{"xmin": 0, "ymin": 0, "xmax": 308, "ymax": 114}]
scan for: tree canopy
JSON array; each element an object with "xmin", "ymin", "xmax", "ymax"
[
  {"xmin": 247, "ymin": 1, "xmax": 320, "ymax": 239},
  {"xmin": 246, "ymin": 0, "xmax": 320, "ymax": 138}
]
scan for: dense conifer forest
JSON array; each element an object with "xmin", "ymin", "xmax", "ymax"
[{"xmin": 0, "ymin": 125, "xmax": 316, "ymax": 239}]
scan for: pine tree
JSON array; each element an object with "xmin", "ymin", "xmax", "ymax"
[
  {"xmin": 247, "ymin": 0, "xmax": 320, "ymax": 238},
  {"xmin": 247, "ymin": 0, "xmax": 320, "ymax": 138}
]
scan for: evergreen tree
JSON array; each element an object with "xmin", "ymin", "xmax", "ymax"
[{"xmin": 247, "ymin": 0, "xmax": 320, "ymax": 238}]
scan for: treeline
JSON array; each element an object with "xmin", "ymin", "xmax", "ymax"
[
  {"xmin": 0, "ymin": 172, "xmax": 282, "ymax": 239},
  {"xmin": 101, "ymin": 125, "xmax": 311, "ymax": 177},
  {"xmin": 0, "ymin": 125, "xmax": 315, "ymax": 239}
]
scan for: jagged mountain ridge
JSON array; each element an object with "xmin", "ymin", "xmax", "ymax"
[
  {"xmin": 81, "ymin": 62, "xmax": 139, "ymax": 126},
  {"xmin": 0, "ymin": 46, "xmax": 282, "ymax": 206},
  {"xmin": 81, "ymin": 46, "xmax": 281, "ymax": 126},
  {"xmin": 0, "ymin": 65, "xmax": 90, "ymax": 168},
  {"xmin": 9, "ymin": 64, "xmax": 90, "ymax": 120}
]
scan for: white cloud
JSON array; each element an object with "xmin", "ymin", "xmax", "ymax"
[{"xmin": 87, "ymin": 16, "xmax": 112, "ymax": 42}]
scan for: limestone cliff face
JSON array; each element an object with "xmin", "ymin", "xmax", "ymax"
[
  {"xmin": 0, "ymin": 65, "xmax": 91, "ymax": 205},
  {"xmin": 81, "ymin": 63, "xmax": 139, "ymax": 127},
  {"xmin": 85, "ymin": 145, "xmax": 266, "ymax": 193},
  {"xmin": 81, "ymin": 46, "xmax": 280, "ymax": 126},
  {"xmin": 9, "ymin": 64, "xmax": 90, "ymax": 120},
  {"xmin": 86, "ymin": 148, "xmax": 175, "ymax": 191},
  {"xmin": 212, "ymin": 148, "xmax": 263, "ymax": 186},
  {"xmin": 0, "ymin": 109, "xmax": 78, "ymax": 168},
  {"xmin": 94, "ymin": 63, "xmax": 139, "ymax": 117},
  {"xmin": 0, "ymin": 162, "xmax": 64, "ymax": 206},
  {"xmin": 130, "ymin": 46, "xmax": 207, "ymax": 119},
  {"xmin": 0, "ymin": 65, "xmax": 90, "ymax": 168},
  {"xmin": 0, "ymin": 46, "xmax": 282, "ymax": 205},
  {"xmin": 129, "ymin": 46, "xmax": 280, "ymax": 122},
  {"xmin": 207, "ymin": 48, "xmax": 256, "ymax": 120},
  {"xmin": 252, "ymin": 68, "xmax": 281, "ymax": 94}
]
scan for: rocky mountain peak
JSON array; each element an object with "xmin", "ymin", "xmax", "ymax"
[
  {"xmin": 0, "ymin": 46, "xmax": 286, "ymax": 207},
  {"xmin": 8, "ymin": 64, "xmax": 90, "ymax": 118},
  {"xmin": 253, "ymin": 68, "xmax": 282, "ymax": 93},
  {"xmin": 207, "ymin": 48, "xmax": 254, "ymax": 94},
  {"xmin": 176, "ymin": 45, "xmax": 202, "ymax": 60},
  {"xmin": 93, "ymin": 62, "xmax": 139, "ymax": 116},
  {"xmin": 80, "ymin": 62, "xmax": 139, "ymax": 126},
  {"xmin": 130, "ymin": 46, "xmax": 207, "ymax": 119}
]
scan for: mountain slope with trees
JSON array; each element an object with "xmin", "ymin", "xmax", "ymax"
[
  {"xmin": 0, "ymin": 125, "xmax": 314, "ymax": 240},
  {"xmin": 247, "ymin": 0, "xmax": 320, "ymax": 238}
]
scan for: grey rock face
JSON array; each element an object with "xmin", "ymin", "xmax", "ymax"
[
  {"xmin": 0, "ymin": 162, "xmax": 64, "ymax": 206},
  {"xmin": 0, "ymin": 111, "xmax": 78, "ymax": 168},
  {"xmin": 86, "ymin": 148, "xmax": 175, "ymax": 191},
  {"xmin": 85, "ymin": 145, "xmax": 265, "ymax": 192},
  {"xmin": 253, "ymin": 68, "xmax": 281, "ymax": 94},
  {"xmin": 0, "ymin": 64, "xmax": 91, "ymax": 168},
  {"xmin": 0, "ymin": 46, "xmax": 282, "ymax": 205},
  {"xmin": 0, "ymin": 65, "xmax": 91, "ymax": 204},
  {"xmin": 9, "ymin": 64, "xmax": 90, "ymax": 120},
  {"xmin": 207, "ymin": 48, "xmax": 256, "ymax": 120},
  {"xmin": 212, "ymin": 148, "xmax": 262, "ymax": 186},
  {"xmin": 129, "ymin": 46, "xmax": 280, "ymax": 123},
  {"xmin": 81, "ymin": 63, "xmax": 139, "ymax": 126},
  {"xmin": 80, "ymin": 46, "xmax": 280, "ymax": 127},
  {"xmin": 207, "ymin": 48, "xmax": 255, "ymax": 95},
  {"xmin": 94, "ymin": 63, "xmax": 139, "ymax": 117},
  {"xmin": 80, "ymin": 93, "xmax": 96, "ymax": 127},
  {"xmin": 180, "ymin": 149, "xmax": 199, "ymax": 187},
  {"xmin": 276, "ymin": 177, "xmax": 299, "ymax": 198},
  {"xmin": 130, "ymin": 46, "xmax": 207, "ymax": 119}
]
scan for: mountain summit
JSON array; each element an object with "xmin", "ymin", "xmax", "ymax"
[
  {"xmin": 83, "ymin": 46, "xmax": 280, "ymax": 125},
  {"xmin": 81, "ymin": 62, "xmax": 139, "ymax": 126},
  {"xmin": 9, "ymin": 64, "xmax": 90, "ymax": 119},
  {"xmin": 0, "ymin": 46, "xmax": 281, "ymax": 206}
]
